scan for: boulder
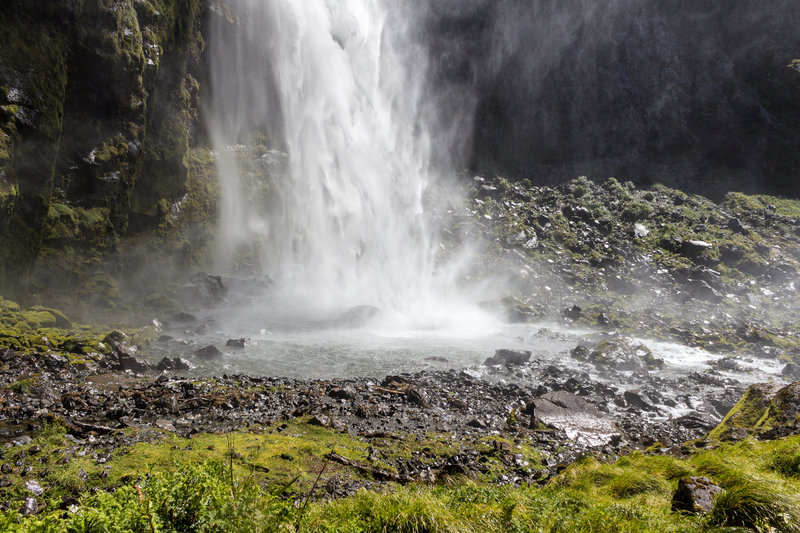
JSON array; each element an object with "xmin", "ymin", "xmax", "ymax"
[
  {"xmin": 226, "ymin": 338, "xmax": 247, "ymax": 349},
  {"xmin": 484, "ymin": 349, "xmax": 531, "ymax": 366},
  {"xmin": 532, "ymin": 391, "xmax": 620, "ymax": 447},
  {"xmin": 671, "ymin": 476, "xmax": 723, "ymax": 514},
  {"xmin": 155, "ymin": 357, "xmax": 194, "ymax": 372},
  {"xmin": 193, "ymin": 345, "xmax": 223, "ymax": 359},
  {"xmin": 682, "ymin": 239, "xmax": 713, "ymax": 258},
  {"xmin": 570, "ymin": 337, "xmax": 663, "ymax": 371},
  {"xmin": 709, "ymin": 382, "xmax": 792, "ymax": 440},
  {"xmin": 782, "ymin": 364, "xmax": 800, "ymax": 381}
]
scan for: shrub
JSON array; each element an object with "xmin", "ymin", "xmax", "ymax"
[{"xmin": 708, "ymin": 482, "xmax": 800, "ymax": 532}]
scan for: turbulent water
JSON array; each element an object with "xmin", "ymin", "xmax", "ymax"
[{"xmin": 207, "ymin": 0, "xmax": 483, "ymax": 329}]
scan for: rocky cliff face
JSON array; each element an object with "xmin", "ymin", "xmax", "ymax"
[
  {"xmin": 0, "ymin": 0, "xmax": 210, "ymax": 309},
  {"xmin": 426, "ymin": 0, "xmax": 800, "ymax": 197}
]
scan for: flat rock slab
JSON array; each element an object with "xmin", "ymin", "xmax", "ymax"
[{"xmin": 533, "ymin": 391, "xmax": 620, "ymax": 447}]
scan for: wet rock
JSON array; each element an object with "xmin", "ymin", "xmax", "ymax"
[
  {"xmin": 103, "ymin": 330, "xmax": 128, "ymax": 345},
  {"xmin": 672, "ymin": 476, "xmax": 723, "ymax": 514},
  {"xmin": 709, "ymin": 382, "xmax": 785, "ymax": 440},
  {"xmin": 686, "ymin": 279, "xmax": 723, "ymax": 303},
  {"xmin": 175, "ymin": 274, "xmax": 229, "ymax": 307},
  {"xmin": 193, "ymin": 345, "xmax": 223, "ymax": 359},
  {"xmin": 329, "ymin": 386, "xmax": 357, "ymax": 400},
  {"xmin": 623, "ymin": 390, "xmax": 659, "ymax": 412},
  {"xmin": 467, "ymin": 419, "xmax": 487, "ymax": 429},
  {"xmin": 155, "ymin": 419, "xmax": 176, "ymax": 431},
  {"xmin": 405, "ymin": 388, "xmax": 429, "ymax": 408},
  {"xmin": 712, "ymin": 357, "xmax": 742, "ymax": 372},
  {"xmin": 226, "ymin": 338, "xmax": 247, "ymax": 349},
  {"xmin": 782, "ymin": 364, "xmax": 800, "ymax": 381},
  {"xmin": 155, "ymin": 357, "xmax": 194, "ymax": 372},
  {"xmin": 675, "ymin": 412, "xmax": 718, "ymax": 431},
  {"xmin": 570, "ymin": 337, "xmax": 663, "ymax": 371},
  {"xmin": 484, "ymin": 349, "xmax": 531, "ymax": 366},
  {"xmin": 726, "ymin": 217, "xmax": 749, "ymax": 235},
  {"xmin": 682, "ymin": 239, "xmax": 713, "ymax": 258},
  {"xmin": 117, "ymin": 352, "xmax": 151, "ymax": 373},
  {"xmin": 561, "ymin": 305, "xmax": 582, "ymax": 321},
  {"xmin": 533, "ymin": 391, "xmax": 620, "ymax": 447},
  {"xmin": 381, "ymin": 376, "xmax": 412, "ymax": 390},
  {"xmin": 309, "ymin": 414, "xmax": 332, "ymax": 428}
]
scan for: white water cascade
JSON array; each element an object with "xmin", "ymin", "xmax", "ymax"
[{"xmin": 207, "ymin": 0, "xmax": 483, "ymax": 329}]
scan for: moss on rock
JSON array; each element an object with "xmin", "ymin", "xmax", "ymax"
[{"xmin": 709, "ymin": 382, "xmax": 796, "ymax": 441}]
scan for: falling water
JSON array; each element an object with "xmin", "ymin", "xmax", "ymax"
[{"xmin": 207, "ymin": 0, "xmax": 482, "ymax": 328}]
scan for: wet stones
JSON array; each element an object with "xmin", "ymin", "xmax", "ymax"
[
  {"xmin": 570, "ymin": 337, "xmax": 663, "ymax": 372},
  {"xmin": 328, "ymin": 385, "xmax": 358, "ymax": 400},
  {"xmin": 155, "ymin": 357, "xmax": 193, "ymax": 372},
  {"xmin": 484, "ymin": 349, "xmax": 531, "ymax": 366}
]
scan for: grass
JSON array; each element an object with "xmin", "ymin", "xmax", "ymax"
[{"xmin": 4, "ymin": 423, "xmax": 800, "ymax": 532}]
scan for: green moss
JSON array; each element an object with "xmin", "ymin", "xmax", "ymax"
[
  {"xmin": 29, "ymin": 306, "xmax": 72, "ymax": 328},
  {"xmin": 709, "ymin": 383, "xmax": 782, "ymax": 440},
  {"xmin": 21, "ymin": 310, "xmax": 56, "ymax": 329}
]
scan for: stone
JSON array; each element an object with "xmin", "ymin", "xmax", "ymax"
[
  {"xmin": 533, "ymin": 391, "xmax": 620, "ymax": 447},
  {"xmin": 682, "ymin": 240, "xmax": 713, "ymax": 258},
  {"xmin": 484, "ymin": 349, "xmax": 532, "ymax": 366},
  {"xmin": 25, "ymin": 479, "xmax": 44, "ymax": 496},
  {"xmin": 782, "ymin": 364, "xmax": 800, "ymax": 381},
  {"xmin": 671, "ymin": 476, "xmax": 723, "ymax": 514},
  {"xmin": 686, "ymin": 279, "xmax": 723, "ymax": 303},
  {"xmin": 156, "ymin": 357, "xmax": 194, "ymax": 371},
  {"xmin": 633, "ymin": 223, "xmax": 649, "ymax": 238},
  {"xmin": 118, "ymin": 353, "xmax": 151, "ymax": 373},
  {"xmin": 561, "ymin": 305, "xmax": 582, "ymax": 321},
  {"xmin": 226, "ymin": 338, "xmax": 247, "ymax": 349},
  {"xmin": 309, "ymin": 414, "xmax": 332, "ymax": 428},
  {"xmin": 623, "ymin": 390, "xmax": 659, "ymax": 412},
  {"xmin": 22, "ymin": 497, "xmax": 38, "ymax": 517},
  {"xmin": 193, "ymin": 345, "xmax": 223, "ymax": 359},
  {"xmin": 329, "ymin": 386, "xmax": 357, "ymax": 400}
]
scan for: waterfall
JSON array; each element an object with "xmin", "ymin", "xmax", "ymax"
[{"xmin": 207, "ymin": 0, "xmax": 478, "ymax": 326}]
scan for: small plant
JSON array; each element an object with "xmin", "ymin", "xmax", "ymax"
[
  {"xmin": 769, "ymin": 451, "xmax": 800, "ymax": 478},
  {"xmin": 708, "ymin": 481, "xmax": 800, "ymax": 532},
  {"xmin": 621, "ymin": 201, "xmax": 653, "ymax": 222},
  {"xmin": 5, "ymin": 377, "xmax": 35, "ymax": 394}
]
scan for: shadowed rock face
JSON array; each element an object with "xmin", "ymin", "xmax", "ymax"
[
  {"xmin": 0, "ymin": 0, "xmax": 206, "ymax": 290},
  {"xmin": 424, "ymin": 0, "xmax": 800, "ymax": 198}
]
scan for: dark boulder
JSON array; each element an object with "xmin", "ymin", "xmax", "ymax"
[
  {"xmin": 193, "ymin": 345, "xmax": 223, "ymax": 359},
  {"xmin": 484, "ymin": 349, "xmax": 531, "ymax": 366},
  {"xmin": 226, "ymin": 338, "xmax": 247, "ymax": 349},
  {"xmin": 671, "ymin": 476, "xmax": 723, "ymax": 514},
  {"xmin": 155, "ymin": 357, "xmax": 194, "ymax": 372}
]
